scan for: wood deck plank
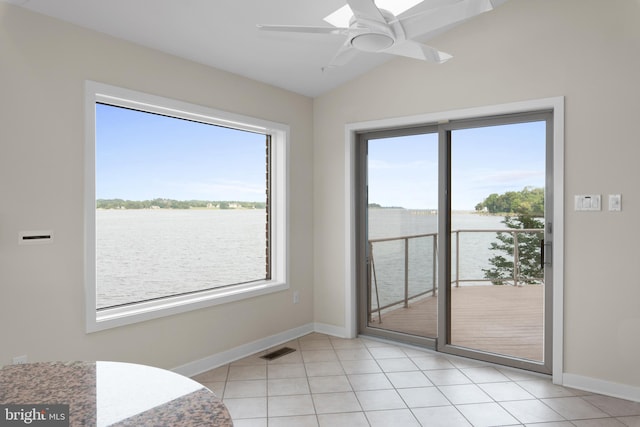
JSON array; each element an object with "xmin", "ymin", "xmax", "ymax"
[{"xmin": 369, "ymin": 284, "xmax": 544, "ymax": 361}]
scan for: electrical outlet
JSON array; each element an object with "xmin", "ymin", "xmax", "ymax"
[
  {"xmin": 293, "ymin": 291, "xmax": 300, "ymax": 304},
  {"xmin": 12, "ymin": 355, "xmax": 28, "ymax": 365}
]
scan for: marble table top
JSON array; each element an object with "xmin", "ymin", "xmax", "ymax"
[{"xmin": 0, "ymin": 361, "xmax": 233, "ymax": 426}]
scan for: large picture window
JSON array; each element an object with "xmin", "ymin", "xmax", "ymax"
[{"xmin": 85, "ymin": 82, "xmax": 289, "ymax": 332}]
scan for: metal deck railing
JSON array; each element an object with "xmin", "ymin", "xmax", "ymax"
[{"xmin": 368, "ymin": 228, "xmax": 545, "ymax": 323}]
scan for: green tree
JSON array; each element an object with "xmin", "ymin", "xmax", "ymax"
[
  {"xmin": 475, "ymin": 186, "xmax": 543, "ymax": 216},
  {"xmin": 478, "ymin": 187, "xmax": 545, "ymax": 285},
  {"xmin": 483, "ymin": 215, "xmax": 544, "ymax": 285}
]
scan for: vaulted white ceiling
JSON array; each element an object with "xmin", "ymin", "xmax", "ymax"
[{"xmin": 4, "ymin": 0, "xmax": 506, "ymax": 97}]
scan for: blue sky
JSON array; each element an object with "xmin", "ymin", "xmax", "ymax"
[
  {"xmin": 368, "ymin": 121, "xmax": 546, "ymax": 210},
  {"xmin": 96, "ymin": 103, "xmax": 267, "ymax": 202},
  {"xmin": 96, "ymin": 104, "xmax": 545, "ymax": 209}
]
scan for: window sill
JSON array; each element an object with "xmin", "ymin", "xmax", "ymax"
[{"xmin": 87, "ymin": 280, "xmax": 289, "ymax": 333}]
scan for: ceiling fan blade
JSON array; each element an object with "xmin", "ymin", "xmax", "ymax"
[
  {"xmin": 398, "ymin": 0, "xmax": 466, "ymax": 14},
  {"xmin": 257, "ymin": 24, "xmax": 347, "ymax": 35},
  {"xmin": 387, "ymin": 40, "xmax": 452, "ymax": 63},
  {"xmin": 399, "ymin": 0, "xmax": 498, "ymax": 40},
  {"xmin": 324, "ymin": 42, "xmax": 360, "ymax": 70},
  {"xmin": 347, "ymin": 0, "xmax": 387, "ymax": 24}
]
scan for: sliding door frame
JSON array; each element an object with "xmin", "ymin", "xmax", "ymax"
[
  {"xmin": 355, "ymin": 125, "xmax": 439, "ymax": 348},
  {"xmin": 437, "ymin": 111, "xmax": 554, "ymax": 374},
  {"xmin": 344, "ymin": 97, "xmax": 564, "ymax": 383}
]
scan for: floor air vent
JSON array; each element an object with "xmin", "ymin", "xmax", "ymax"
[{"xmin": 260, "ymin": 347, "xmax": 296, "ymax": 361}]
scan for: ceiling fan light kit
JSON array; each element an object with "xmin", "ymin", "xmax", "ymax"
[{"xmin": 257, "ymin": 0, "xmax": 508, "ymax": 68}]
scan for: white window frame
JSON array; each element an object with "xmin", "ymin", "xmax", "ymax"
[{"xmin": 84, "ymin": 81, "xmax": 289, "ymax": 333}]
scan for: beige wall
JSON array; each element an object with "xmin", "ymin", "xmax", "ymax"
[
  {"xmin": 313, "ymin": 0, "xmax": 640, "ymax": 391},
  {"xmin": 2, "ymin": 0, "xmax": 640, "ymax": 397},
  {"xmin": 0, "ymin": 4, "xmax": 314, "ymax": 369}
]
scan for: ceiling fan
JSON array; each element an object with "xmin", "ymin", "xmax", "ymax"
[{"xmin": 257, "ymin": 0, "xmax": 507, "ymax": 69}]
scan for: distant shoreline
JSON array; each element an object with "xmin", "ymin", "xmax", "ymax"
[
  {"xmin": 96, "ymin": 198, "xmax": 265, "ymax": 210},
  {"xmin": 96, "ymin": 206, "xmax": 262, "ymax": 210},
  {"xmin": 368, "ymin": 207, "xmax": 532, "ymax": 217}
]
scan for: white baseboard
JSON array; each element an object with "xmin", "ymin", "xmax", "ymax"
[
  {"xmin": 313, "ymin": 322, "xmax": 348, "ymax": 338},
  {"xmin": 563, "ymin": 373, "xmax": 640, "ymax": 403},
  {"xmin": 172, "ymin": 322, "xmax": 349, "ymax": 377},
  {"xmin": 172, "ymin": 323, "xmax": 314, "ymax": 377}
]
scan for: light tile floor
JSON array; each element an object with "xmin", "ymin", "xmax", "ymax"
[{"xmin": 191, "ymin": 333, "xmax": 640, "ymax": 427}]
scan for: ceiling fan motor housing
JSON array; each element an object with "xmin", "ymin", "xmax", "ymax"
[
  {"xmin": 350, "ymin": 32, "xmax": 395, "ymax": 51},
  {"xmin": 348, "ymin": 8, "xmax": 396, "ymax": 52}
]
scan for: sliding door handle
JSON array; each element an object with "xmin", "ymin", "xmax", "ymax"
[{"xmin": 540, "ymin": 240, "xmax": 552, "ymax": 268}]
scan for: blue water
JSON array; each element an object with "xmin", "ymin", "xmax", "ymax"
[
  {"xmin": 368, "ymin": 209, "xmax": 512, "ymax": 307},
  {"xmin": 96, "ymin": 208, "xmax": 520, "ymax": 310},
  {"xmin": 96, "ymin": 209, "xmax": 267, "ymax": 308}
]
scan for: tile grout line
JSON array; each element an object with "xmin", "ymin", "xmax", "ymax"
[{"xmin": 303, "ymin": 336, "xmax": 322, "ymax": 426}]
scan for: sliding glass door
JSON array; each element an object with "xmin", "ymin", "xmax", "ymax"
[
  {"xmin": 358, "ymin": 111, "xmax": 554, "ymax": 373},
  {"xmin": 441, "ymin": 113, "xmax": 553, "ymax": 373},
  {"xmin": 358, "ymin": 126, "xmax": 439, "ymax": 346}
]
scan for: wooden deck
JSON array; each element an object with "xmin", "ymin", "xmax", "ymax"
[{"xmin": 369, "ymin": 284, "xmax": 544, "ymax": 361}]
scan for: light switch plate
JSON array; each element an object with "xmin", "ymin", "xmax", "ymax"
[
  {"xmin": 574, "ymin": 195, "xmax": 601, "ymax": 211},
  {"xmin": 608, "ymin": 194, "xmax": 622, "ymax": 211}
]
